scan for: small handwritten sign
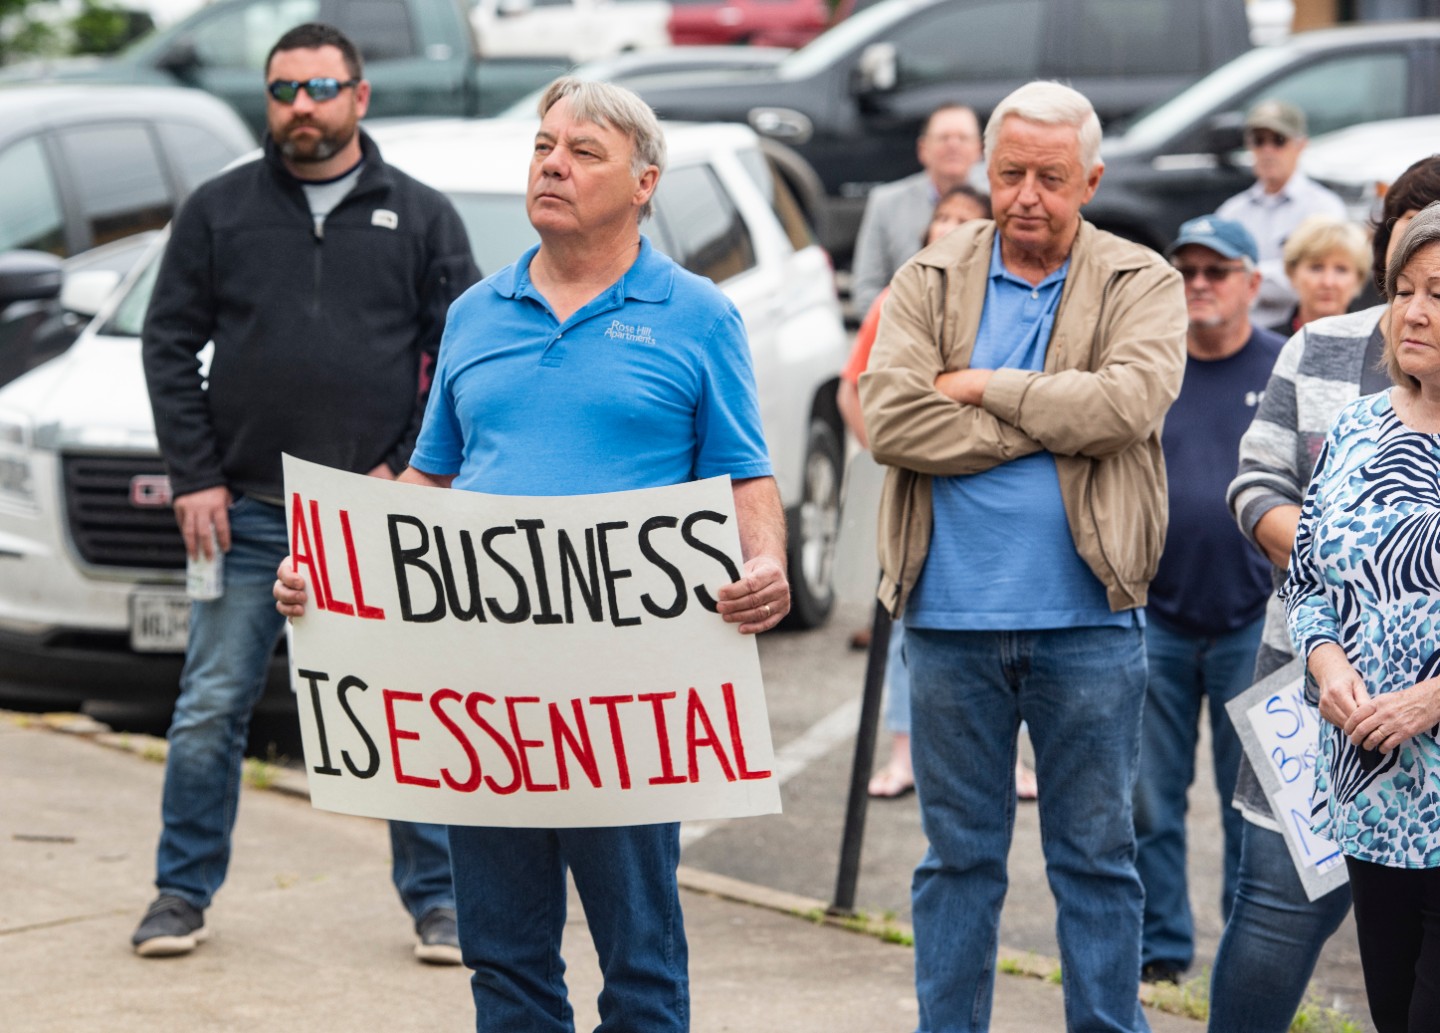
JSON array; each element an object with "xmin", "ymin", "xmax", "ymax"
[
  {"xmin": 1227, "ymin": 659, "xmax": 1348, "ymax": 901},
  {"xmin": 282, "ymin": 455, "xmax": 781, "ymax": 828}
]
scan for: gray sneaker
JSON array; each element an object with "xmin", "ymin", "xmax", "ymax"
[
  {"xmin": 414, "ymin": 907, "xmax": 462, "ymax": 965},
  {"xmin": 132, "ymin": 894, "xmax": 207, "ymax": 957}
]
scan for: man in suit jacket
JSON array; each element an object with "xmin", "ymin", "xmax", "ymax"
[{"xmin": 849, "ymin": 102, "xmax": 982, "ymax": 316}]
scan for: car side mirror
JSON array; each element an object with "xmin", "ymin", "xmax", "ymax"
[
  {"xmin": 59, "ymin": 270, "xmax": 122, "ymax": 319},
  {"xmin": 1205, "ymin": 112, "xmax": 1246, "ymax": 162},
  {"xmin": 156, "ymin": 37, "xmax": 201, "ymax": 78},
  {"xmin": 854, "ymin": 42, "xmax": 897, "ymax": 95},
  {"xmin": 0, "ymin": 251, "xmax": 63, "ymax": 307}
]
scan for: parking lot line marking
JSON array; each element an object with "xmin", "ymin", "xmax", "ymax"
[{"xmin": 681, "ymin": 698, "xmax": 862, "ymax": 848}]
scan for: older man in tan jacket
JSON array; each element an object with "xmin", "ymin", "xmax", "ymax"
[{"xmin": 859, "ymin": 81, "xmax": 1186, "ymax": 1033}]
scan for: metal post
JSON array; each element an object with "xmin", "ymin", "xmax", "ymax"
[{"xmin": 829, "ymin": 597, "xmax": 892, "ymax": 916}]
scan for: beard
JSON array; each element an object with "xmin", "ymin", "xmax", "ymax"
[{"xmin": 276, "ymin": 118, "xmax": 357, "ymax": 164}]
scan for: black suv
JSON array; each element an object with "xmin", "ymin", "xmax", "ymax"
[
  {"xmin": 1086, "ymin": 21, "xmax": 1440, "ymax": 253},
  {"xmin": 631, "ymin": 0, "xmax": 1251, "ymax": 265}
]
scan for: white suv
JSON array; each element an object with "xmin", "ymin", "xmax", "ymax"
[{"xmin": 0, "ymin": 118, "xmax": 848, "ymax": 710}]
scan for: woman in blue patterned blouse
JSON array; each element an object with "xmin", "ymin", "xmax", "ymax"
[{"xmin": 1284, "ymin": 201, "xmax": 1440, "ymax": 1033}]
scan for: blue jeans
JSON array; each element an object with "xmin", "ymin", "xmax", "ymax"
[
  {"xmin": 155, "ymin": 496, "xmax": 453, "ymax": 921},
  {"xmin": 1207, "ymin": 820, "xmax": 1352, "ymax": 1033},
  {"xmin": 885, "ymin": 618, "xmax": 911, "ymax": 734},
  {"xmin": 448, "ymin": 823, "xmax": 688, "ymax": 1033},
  {"xmin": 906, "ymin": 625, "xmax": 1150, "ymax": 1033},
  {"xmin": 1133, "ymin": 615, "xmax": 1262, "ymax": 969}
]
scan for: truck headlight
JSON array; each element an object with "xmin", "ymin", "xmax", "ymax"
[{"xmin": 0, "ymin": 411, "xmax": 36, "ymax": 507}]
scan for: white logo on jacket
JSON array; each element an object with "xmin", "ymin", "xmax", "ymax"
[{"xmin": 371, "ymin": 209, "xmax": 399, "ymax": 230}]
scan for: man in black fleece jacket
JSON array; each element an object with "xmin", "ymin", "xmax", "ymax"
[{"xmin": 134, "ymin": 22, "xmax": 478, "ymax": 963}]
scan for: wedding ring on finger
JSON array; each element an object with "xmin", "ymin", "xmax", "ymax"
[{"xmin": 763, "ymin": 603, "xmax": 771, "ymax": 619}]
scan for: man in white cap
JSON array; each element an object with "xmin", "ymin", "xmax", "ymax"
[{"xmin": 1216, "ymin": 98, "xmax": 1345, "ymax": 328}]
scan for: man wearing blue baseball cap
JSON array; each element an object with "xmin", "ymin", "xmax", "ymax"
[{"xmin": 1133, "ymin": 214, "xmax": 1286, "ymax": 985}]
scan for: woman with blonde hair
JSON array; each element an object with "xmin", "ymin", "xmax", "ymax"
[{"xmin": 1273, "ymin": 215, "xmax": 1370, "ymax": 337}]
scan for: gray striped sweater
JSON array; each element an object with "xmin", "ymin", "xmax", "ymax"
[{"xmin": 1224, "ymin": 305, "xmax": 1388, "ymax": 823}]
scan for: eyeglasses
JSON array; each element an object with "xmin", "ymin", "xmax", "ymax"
[
  {"xmin": 1173, "ymin": 263, "xmax": 1247, "ymax": 283},
  {"xmin": 1245, "ymin": 129, "xmax": 1289, "ymax": 149},
  {"xmin": 267, "ymin": 77, "xmax": 360, "ymax": 103}
]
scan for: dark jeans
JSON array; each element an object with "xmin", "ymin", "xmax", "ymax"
[
  {"xmin": 905, "ymin": 625, "xmax": 1150, "ymax": 1033},
  {"xmin": 448, "ymin": 823, "xmax": 688, "ymax": 1033},
  {"xmin": 1207, "ymin": 821, "xmax": 1351, "ymax": 1032},
  {"xmin": 155, "ymin": 496, "xmax": 453, "ymax": 921},
  {"xmin": 1133, "ymin": 615, "xmax": 1262, "ymax": 969},
  {"xmin": 1346, "ymin": 855, "xmax": 1440, "ymax": 1033}
]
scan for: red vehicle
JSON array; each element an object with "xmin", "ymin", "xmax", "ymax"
[{"xmin": 668, "ymin": 0, "xmax": 856, "ymax": 48}]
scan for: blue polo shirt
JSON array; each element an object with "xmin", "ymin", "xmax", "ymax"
[
  {"xmin": 906, "ymin": 236, "xmax": 1134, "ymax": 631},
  {"xmin": 411, "ymin": 237, "xmax": 771, "ymax": 496}
]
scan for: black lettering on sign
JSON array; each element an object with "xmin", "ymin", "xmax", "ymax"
[
  {"xmin": 682, "ymin": 510, "xmax": 741, "ymax": 612},
  {"xmin": 388, "ymin": 514, "xmax": 444, "ymax": 623},
  {"xmin": 481, "ymin": 526, "xmax": 532, "ymax": 624}
]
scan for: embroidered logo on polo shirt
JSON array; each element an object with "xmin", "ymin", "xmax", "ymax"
[
  {"xmin": 371, "ymin": 209, "xmax": 399, "ymax": 230},
  {"xmin": 603, "ymin": 319, "xmax": 656, "ymax": 344}
]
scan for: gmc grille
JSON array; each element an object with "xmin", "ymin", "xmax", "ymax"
[{"xmin": 63, "ymin": 454, "xmax": 184, "ymax": 569}]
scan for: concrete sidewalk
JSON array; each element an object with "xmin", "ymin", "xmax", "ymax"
[{"xmin": 0, "ymin": 712, "xmax": 1202, "ymax": 1033}]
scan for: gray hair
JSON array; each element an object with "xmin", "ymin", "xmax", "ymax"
[
  {"xmin": 1383, "ymin": 200, "xmax": 1440, "ymax": 389},
  {"xmin": 983, "ymin": 81, "xmax": 1102, "ymax": 173},
  {"xmin": 537, "ymin": 76, "xmax": 667, "ymax": 221}
]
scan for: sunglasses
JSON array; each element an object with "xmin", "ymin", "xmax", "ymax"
[
  {"xmin": 1245, "ymin": 129, "xmax": 1290, "ymax": 149},
  {"xmin": 267, "ymin": 77, "xmax": 360, "ymax": 103},
  {"xmin": 1173, "ymin": 263, "xmax": 1247, "ymax": 283}
]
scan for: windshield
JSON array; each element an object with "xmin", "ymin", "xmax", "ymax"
[
  {"xmin": 1117, "ymin": 46, "xmax": 1295, "ymax": 151},
  {"xmin": 778, "ymin": 0, "xmax": 922, "ymax": 80},
  {"xmin": 99, "ymin": 251, "xmax": 162, "ymax": 338}
]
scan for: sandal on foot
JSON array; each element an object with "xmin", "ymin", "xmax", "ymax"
[{"xmin": 868, "ymin": 766, "xmax": 915, "ymax": 799}]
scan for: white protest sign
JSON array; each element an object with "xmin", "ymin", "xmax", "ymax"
[
  {"xmin": 281, "ymin": 455, "xmax": 781, "ymax": 828},
  {"xmin": 1227, "ymin": 659, "xmax": 1348, "ymax": 901}
]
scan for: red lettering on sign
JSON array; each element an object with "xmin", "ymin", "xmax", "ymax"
[
  {"xmin": 339, "ymin": 509, "xmax": 386, "ymax": 620},
  {"xmin": 723, "ymin": 682, "xmax": 771, "ymax": 781},
  {"xmin": 639, "ymin": 691, "xmax": 687, "ymax": 786},
  {"xmin": 589, "ymin": 695, "xmax": 634, "ymax": 789},
  {"xmin": 430, "ymin": 688, "xmax": 479, "ymax": 792},
  {"xmin": 289, "ymin": 493, "xmax": 329, "ymax": 612},
  {"xmin": 311, "ymin": 499, "xmax": 354, "ymax": 617},
  {"xmin": 685, "ymin": 687, "xmax": 735, "ymax": 782},
  {"xmin": 507, "ymin": 696, "xmax": 557, "ymax": 792},
  {"xmin": 464, "ymin": 693, "xmax": 521, "ymax": 795},
  {"xmin": 383, "ymin": 689, "xmax": 439, "ymax": 788},
  {"xmin": 549, "ymin": 699, "xmax": 601, "ymax": 790}
]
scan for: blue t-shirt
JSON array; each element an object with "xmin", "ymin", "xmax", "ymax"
[
  {"xmin": 1148, "ymin": 326, "xmax": 1285, "ymax": 636},
  {"xmin": 907, "ymin": 237, "xmax": 1135, "ymax": 631},
  {"xmin": 412, "ymin": 237, "xmax": 772, "ymax": 495}
]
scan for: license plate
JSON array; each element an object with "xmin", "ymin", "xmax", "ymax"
[{"xmin": 130, "ymin": 589, "xmax": 190, "ymax": 653}]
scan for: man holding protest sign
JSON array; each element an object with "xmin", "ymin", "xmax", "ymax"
[
  {"xmin": 859, "ymin": 81, "xmax": 1186, "ymax": 1032},
  {"xmin": 276, "ymin": 77, "xmax": 789, "ymax": 1032},
  {"xmin": 136, "ymin": 23, "xmax": 478, "ymax": 961}
]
